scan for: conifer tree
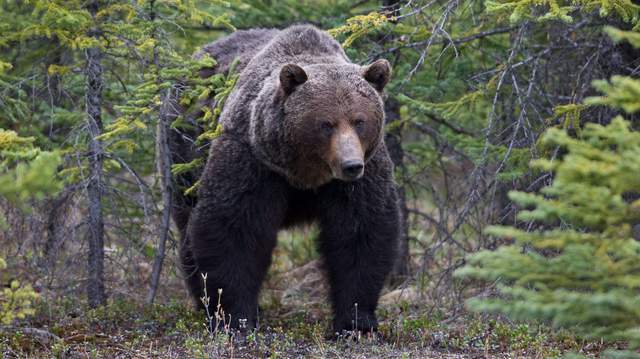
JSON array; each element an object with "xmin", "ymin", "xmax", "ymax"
[
  {"xmin": 0, "ymin": 70, "xmax": 58, "ymax": 325},
  {"xmin": 456, "ymin": 28, "xmax": 640, "ymax": 357},
  {"xmin": 0, "ymin": 0, "xmax": 230, "ymax": 306}
]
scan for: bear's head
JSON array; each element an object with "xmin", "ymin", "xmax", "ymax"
[{"xmin": 275, "ymin": 59, "xmax": 391, "ymax": 188}]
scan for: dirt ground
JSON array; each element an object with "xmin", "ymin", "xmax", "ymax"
[{"xmin": 1, "ymin": 258, "xmax": 607, "ymax": 358}]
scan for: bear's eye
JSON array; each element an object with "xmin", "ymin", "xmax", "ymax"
[
  {"xmin": 354, "ymin": 118, "xmax": 366, "ymax": 132},
  {"xmin": 320, "ymin": 121, "xmax": 335, "ymax": 135}
]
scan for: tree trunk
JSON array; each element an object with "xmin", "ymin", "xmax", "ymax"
[
  {"xmin": 147, "ymin": 0, "xmax": 173, "ymax": 304},
  {"xmin": 382, "ymin": 0, "xmax": 411, "ymax": 283},
  {"xmin": 85, "ymin": 1, "xmax": 106, "ymax": 308},
  {"xmin": 147, "ymin": 86, "xmax": 174, "ymax": 304},
  {"xmin": 42, "ymin": 190, "xmax": 72, "ymax": 273},
  {"xmin": 385, "ymin": 98, "xmax": 411, "ymax": 282}
]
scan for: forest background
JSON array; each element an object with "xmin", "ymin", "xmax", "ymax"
[{"xmin": 1, "ymin": 0, "xmax": 639, "ymax": 357}]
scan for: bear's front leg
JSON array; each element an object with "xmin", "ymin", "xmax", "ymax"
[
  {"xmin": 185, "ymin": 135, "xmax": 288, "ymax": 330},
  {"xmin": 317, "ymin": 152, "xmax": 400, "ymax": 334}
]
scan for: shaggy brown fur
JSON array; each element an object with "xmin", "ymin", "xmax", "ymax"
[{"xmin": 169, "ymin": 25, "xmax": 400, "ymax": 334}]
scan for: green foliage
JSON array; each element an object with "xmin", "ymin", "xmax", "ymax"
[
  {"xmin": 0, "ymin": 0, "xmax": 236, "ymax": 227},
  {"xmin": 0, "ymin": 258, "xmax": 38, "ymax": 325},
  {"xmin": 0, "ymin": 131, "xmax": 61, "ymax": 322},
  {"xmin": 486, "ymin": 0, "xmax": 640, "ymax": 27},
  {"xmin": 549, "ymin": 104, "xmax": 587, "ymax": 132},
  {"xmin": 604, "ymin": 26, "xmax": 640, "ymax": 46},
  {"xmin": 93, "ymin": 0, "xmax": 234, "ymax": 149},
  {"xmin": 586, "ymin": 29, "xmax": 640, "ymax": 112},
  {"xmin": 587, "ymin": 77, "xmax": 640, "ymax": 114},
  {"xmin": 457, "ymin": 117, "xmax": 640, "ymax": 348},
  {"xmin": 0, "ymin": 129, "xmax": 62, "ymax": 206},
  {"xmin": 0, "ymin": 150, "xmax": 62, "ymax": 204},
  {"xmin": 213, "ymin": 0, "xmax": 365, "ymax": 30},
  {"xmin": 328, "ymin": 12, "xmax": 388, "ymax": 47},
  {"xmin": 193, "ymin": 59, "xmax": 241, "ymax": 142},
  {"xmin": 456, "ymin": 29, "xmax": 640, "ymax": 355},
  {"xmin": 168, "ymin": 58, "xmax": 240, "ymax": 196}
]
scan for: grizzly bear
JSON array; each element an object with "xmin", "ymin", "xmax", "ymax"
[{"xmin": 168, "ymin": 25, "xmax": 400, "ymax": 334}]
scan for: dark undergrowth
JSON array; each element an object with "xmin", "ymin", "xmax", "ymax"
[
  {"xmin": 1, "ymin": 294, "xmax": 614, "ymax": 358},
  {"xmin": 0, "ymin": 228, "xmax": 619, "ymax": 358}
]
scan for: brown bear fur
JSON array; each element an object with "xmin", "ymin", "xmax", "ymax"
[{"xmin": 169, "ymin": 25, "xmax": 400, "ymax": 334}]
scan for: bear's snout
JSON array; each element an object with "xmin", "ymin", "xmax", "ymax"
[{"xmin": 331, "ymin": 124, "xmax": 365, "ymax": 181}]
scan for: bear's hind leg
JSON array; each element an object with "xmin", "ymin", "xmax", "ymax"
[{"xmin": 180, "ymin": 241, "xmax": 204, "ymax": 307}]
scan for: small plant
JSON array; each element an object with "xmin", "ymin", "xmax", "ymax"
[
  {"xmin": 184, "ymin": 335, "xmax": 207, "ymax": 359},
  {"xmin": 200, "ymin": 272, "xmax": 229, "ymax": 335},
  {"xmin": 0, "ymin": 258, "xmax": 38, "ymax": 325},
  {"xmin": 50, "ymin": 340, "xmax": 69, "ymax": 357}
]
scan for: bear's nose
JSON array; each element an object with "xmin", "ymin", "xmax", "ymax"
[{"xmin": 341, "ymin": 160, "xmax": 364, "ymax": 180}]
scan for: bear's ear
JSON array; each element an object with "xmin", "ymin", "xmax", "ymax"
[
  {"xmin": 279, "ymin": 64, "xmax": 308, "ymax": 95},
  {"xmin": 362, "ymin": 59, "xmax": 392, "ymax": 92}
]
